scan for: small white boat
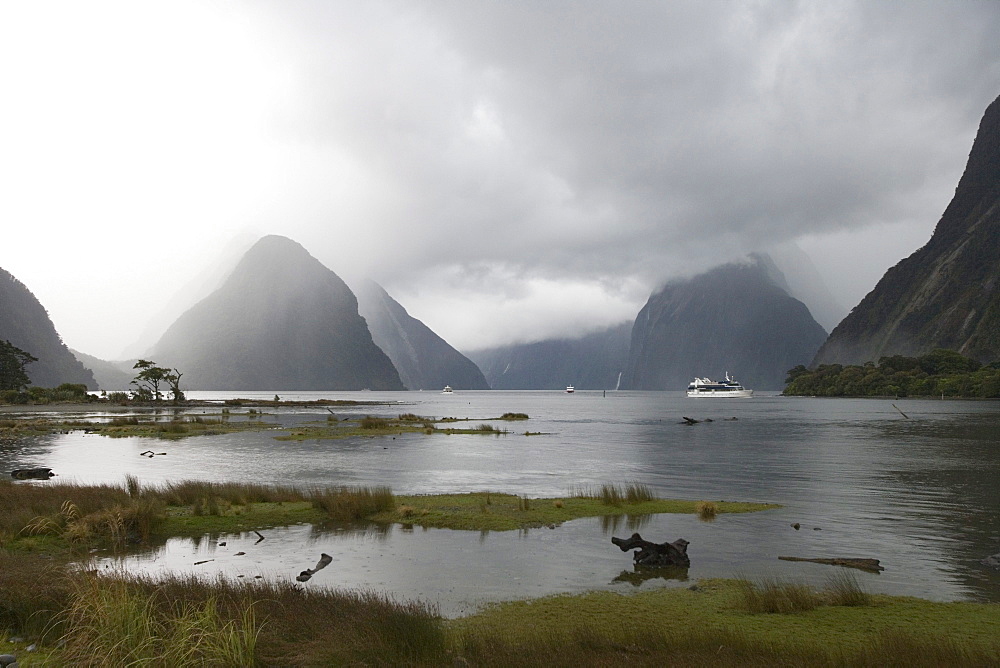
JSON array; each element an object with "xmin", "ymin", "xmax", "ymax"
[
  {"xmin": 686, "ymin": 373, "xmax": 753, "ymax": 398},
  {"xmin": 565, "ymin": 385, "xmax": 575, "ymax": 393},
  {"xmin": 441, "ymin": 385, "xmax": 453, "ymax": 394}
]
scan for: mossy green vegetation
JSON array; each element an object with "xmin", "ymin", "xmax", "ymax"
[
  {"xmin": 273, "ymin": 412, "xmax": 520, "ymax": 440},
  {"xmin": 446, "ymin": 579, "xmax": 1000, "ymax": 666},
  {"xmin": 371, "ymin": 489, "xmax": 777, "ymax": 531},
  {"xmin": 0, "ymin": 480, "xmax": 994, "ymax": 666},
  {"xmin": 784, "ymin": 348, "xmax": 1000, "ymax": 397},
  {"xmin": 0, "ymin": 405, "xmax": 531, "ymax": 443},
  {"xmin": 0, "ymin": 413, "xmax": 274, "ymax": 440},
  {"xmin": 0, "ymin": 479, "xmax": 775, "ymax": 552},
  {"xmin": 0, "ymin": 383, "xmax": 96, "ymax": 405},
  {"xmin": 0, "ymin": 479, "xmax": 403, "ymax": 553}
]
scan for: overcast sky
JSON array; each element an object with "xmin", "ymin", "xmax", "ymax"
[{"xmin": 2, "ymin": 1, "xmax": 999, "ymax": 360}]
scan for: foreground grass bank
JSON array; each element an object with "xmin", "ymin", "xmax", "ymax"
[{"xmin": 1, "ymin": 564, "xmax": 997, "ymax": 666}]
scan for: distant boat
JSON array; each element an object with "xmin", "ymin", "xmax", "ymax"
[
  {"xmin": 686, "ymin": 373, "xmax": 753, "ymax": 398},
  {"xmin": 442, "ymin": 385, "xmax": 454, "ymax": 394},
  {"xmin": 565, "ymin": 386, "xmax": 575, "ymax": 393}
]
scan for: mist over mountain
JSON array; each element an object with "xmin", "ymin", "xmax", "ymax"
[
  {"xmin": 354, "ymin": 279, "xmax": 489, "ymax": 390},
  {"xmin": 813, "ymin": 93, "xmax": 1000, "ymax": 366},
  {"xmin": 768, "ymin": 244, "xmax": 847, "ymax": 332},
  {"xmin": 0, "ymin": 268, "xmax": 96, "ymax": 389},
  {"xmin": 70, "ymin": 350, "xmax": 135, "ymax": 391},
  {"xmin": 622, "ymin": 257, "xmax": 828, "ymax": 391},
  {"xmin": 151, "ymin": 235, "xmax": 404, "ymax": 390},
  {"xmin": 466, "ymin": 322, "xmax": 632, "ymax": 391}
]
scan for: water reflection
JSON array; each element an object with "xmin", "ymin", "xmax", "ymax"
[
  {"xmin": 7, "ymin": 392, "xmax": 1000, "ymax": 613},
  {"xmin": 598, "ymin": 513, "xmax": 652, "ymax": 533},
  {"xmin": 612, "ymin": 566, "xmax": 689, "ymax": 587}
]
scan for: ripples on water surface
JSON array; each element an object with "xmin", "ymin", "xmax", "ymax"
[{"xmin": 4, "ymin": 391, "xmax": 999, "ymax": 616}]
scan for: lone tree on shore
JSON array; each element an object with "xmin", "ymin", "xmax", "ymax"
[
  {"xmin": 131, "ymin": 360, "xmax": 184, "ymax": 402},
  {"xmin": 0, "ymin": 339, "xmax": 37, "ymax": 391}
]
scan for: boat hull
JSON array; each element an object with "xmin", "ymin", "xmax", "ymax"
[{"xmin": 686, "ymin": 389, "xmax": 753, "ymax": 398}]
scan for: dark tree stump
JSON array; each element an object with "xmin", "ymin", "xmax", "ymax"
[
  {"xmin": 11, "ymin": 468, "xmax": 55, "ymax": 480},
  {"xmin": 612, "ymin": 532, "xmax": 690, "ymax": 568}
]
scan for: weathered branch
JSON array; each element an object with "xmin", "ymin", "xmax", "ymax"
[
  {"xmin": 612, "ymin": 532, "xmax": 690, "ymax": 568},
  {"xmin": 778, "ymin": 556, "xmax": 884, "ymax": 573}
]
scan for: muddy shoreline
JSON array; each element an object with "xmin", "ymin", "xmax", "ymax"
[{"xmin": 0, "ymin": 398, "xmax": 394, "ymax": 414}]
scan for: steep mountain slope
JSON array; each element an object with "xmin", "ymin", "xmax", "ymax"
[
  {"xmin": 467, "ymin": 322, "xmax": 632, "ymax": 390},
  {"xmin": 151, "ymin": 235, "xmax": 404, "ymax": 390},
  {"xmin": 813, "ymin": 93, "xmax": 1000, "ymax": 365},
  {"xmin": 0, "ymin": 268, "xmax": 97, "ymax": 389},
  {"xmin": 354, "ymin": 280, "xmax": 489, "ymax": 390},
  {"xmin": 623, "ymin": 258, "xmax": 828, "ymax": 391},
  {"xmin": 71, "ymin": 350, "xmax": 135, "ymax": 391}
]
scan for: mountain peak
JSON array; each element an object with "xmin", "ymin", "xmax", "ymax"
[
  {"xmin": 813, "ymin": 93, "xmax": 1000, "ymax": 365},
  {"xmin": 151, "ymin": 236, "xmax": 403, "ymax": 390},
  {"xmin": 623, "ymin": 256, "xmax": 827, "ymax": 390}
]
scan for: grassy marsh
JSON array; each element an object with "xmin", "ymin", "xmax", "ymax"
[
  {"xmin": 0, "ymin": 479, "xmax": 995, "ymax": 666},
  {"xmin": 1, "ymin": 565, "xmax": 997, "ymax": 666},
  {"xmin": 273, "ymin": 412, "xmax": 521, "ymax": 440},
  {"xmin": 371, "ymin": 489, "xmax": 777, "ymax": 531}
]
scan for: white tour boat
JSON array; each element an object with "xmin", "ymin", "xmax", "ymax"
[
  {"xmin": 441, "ymin": 385, "xmax": 454, "ymax": 394},
  {"xmin": 565, "ymin": 385, "xmax": 575, "ymax": 393},
  {"xmin": 686, "ymin": 373, "xmax": 753, "ymax": 398}
]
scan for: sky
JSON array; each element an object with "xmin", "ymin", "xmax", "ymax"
[{"xmin": 2, "ymin": 1, "xmax": 999, "ymax": 360}]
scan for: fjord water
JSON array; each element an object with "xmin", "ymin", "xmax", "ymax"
[{"xmin": 5, "ymin": 391, "xmax": 999, "ymax": 616}]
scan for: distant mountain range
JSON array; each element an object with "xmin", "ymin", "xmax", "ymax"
[
  {"xmin": 151, "ymin": 235, "xmax": 404, "ymax": 390},
  {"xmin": 813, "ymin": 92, "xmax": 1000, "ymax": 366},
  {"xmin": 467, "ymin": 322, "xmax": 632, "ymax": 390},
  {"xmin": 468, "ymin": 255, "xmax": 827, "ymax": 392},
  {"xmin": 25, "ymin": 94, "xmax": 994, "ymax": 398},
  {"xmin": 0, "ymin": 268, "xmax": 96, "ymax": 389},
  {"xmin": 354, "ymin": 279, "xmax": 489, "ymax": 390}
]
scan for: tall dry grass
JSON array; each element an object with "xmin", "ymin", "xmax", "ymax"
[
  {"xmin": 308, "ymin": 485, "xmax": 395, "ymax": 522},
  {"xmin": 55, "ymin": 575, "xmax": 259, "ymax": 666},
  {"xmin": 573, "ymin": 482, "xmax": 655, "ymax": 506}
]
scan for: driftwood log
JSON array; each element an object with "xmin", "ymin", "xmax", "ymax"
[
  {"xmin": 612, "ymin": 533, "xmax": 690, "ymax": 568},
  {"xmin": 778, "ymin": 556, "xmax": 884, "ymax": 573},
  {"xmin": 296, "ymin": 553, "xmax": 333, "ymax": 582},
  {"xmin": 11, "ymin": 468, "xmax": 55, "ymax": 480}
]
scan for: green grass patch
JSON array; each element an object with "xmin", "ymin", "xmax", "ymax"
[
  {"xmin": 160, "ymin": 501, "xmax": 325, "ymax": 538},
  {"xmin": 370, "ymin": 492, "xmax": 778, "ymax": 531},
  {"xmin": 2, "ymin": 564, "xmax": 997, "ymax": 667},
  {"xmin": 0, "ymin": 415, "xmax": 274, "ymax": 440},
  {"xmin": 446, "ymin": 579, "xmax": 1000, "ymax": 666}
]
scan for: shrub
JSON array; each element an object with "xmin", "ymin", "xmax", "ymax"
[
  {"xmin": 736, "ymin": 577, "xmax": 821, "ymax": 614},
  {"xmin": 696, "ymin": 501, "xmax": 718, "ymax": 521},
  {"xmin": 360, "ymin": 416, "xmax": 389, "ymax": 430}
]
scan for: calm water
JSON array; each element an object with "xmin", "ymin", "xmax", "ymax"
[{"xmin": 4, "ymin": 391, "xmax": 999, "ymax": 616}]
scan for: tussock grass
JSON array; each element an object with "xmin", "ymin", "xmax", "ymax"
[
  {"xmin": 1, "ymin": 479, "xmax": 404, "ymax": 549},
  {"xmin": 157, "ymin": 480, "xmax": 305, "ymax": 507},
  {"xmin": 736, "ymin": 576, "xmax": 822, "ymax": 613},
  {"xmin": 360, "ymin": 415, "xmax": 389, "ymax": 430},
  {"xmin": 823, "ymin": 569, "xmax": 872, "ymax": 607},
  {"xmin": 56, "ymin": 575, "xmax": 260, "ymax": 666},
  {"xmin": 573, "ymin": 482, "xmax": 655, "ymax": 506},
  {"xmin": 696, "ymin": 500, "xmax": 718, "ymax": 521},
  {"xmin": 309, "ymin": 485, "xmax": 395, "ymax": 522}
]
